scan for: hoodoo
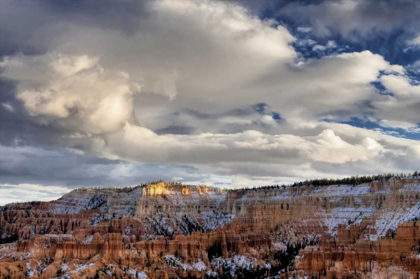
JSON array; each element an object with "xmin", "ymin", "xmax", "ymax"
[{"xmin": 1, "ymin": 178, "xmax": 419, "ymax": 278}]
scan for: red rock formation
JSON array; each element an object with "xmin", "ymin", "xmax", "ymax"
[{"xmin": 0, "ymin": 179, "xmax": 419, "ymax": 278}]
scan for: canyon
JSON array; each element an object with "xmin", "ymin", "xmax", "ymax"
[{"xmin": 0, "ymin": 178, "xmax": 419, "ymax": 279}]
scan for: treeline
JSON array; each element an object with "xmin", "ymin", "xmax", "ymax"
[
  {"xmin": 77, "ymin": 180, "xmax": 168, "ymax": 192},
  {"xmin": 229, "ymin": 171, "xmax": 420, "ymax": 191},
  {"xmin": 80, "ymin": 171, "xmax": 420, "ymax": 192},
  {"xmin": 293, "ymin": 172, "xmax": 420, "ymax": 187},
  {"xmin": 292, "ymin": 173, "xmax": 394, "ymax": 187},
  {"xmin": 76, "ymin": 185, "xmax": 144, "ymax": 192},
  {"xmin": 14, "ymin": 173, "xmax": 419, "ymax": 200},
  {"xmin": 77, "ymin": 180, "xmax": 187, "ymax": 192}
]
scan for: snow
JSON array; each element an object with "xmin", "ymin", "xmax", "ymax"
[
  {"xmin": 51, "ymin": 196, "xmax": 93, "ymax": 214},
  {"xmin": 128, "ymin": 270, "xmax": 148, "ymax": 279},
  {"xmin": 375, "ymin": 188, "xmax": 390, "ymax": 194},
  {"xmin": 26, "ymin": 262, "xmax": 35, "ymax": 277},
  {"xmin": 403, "ymin": 201, "xmax": 420, "ymax": 221},
  {"xmin": 144, "ymin": 212, "xmax": 176, "ymax": 237},
  {"xmin": 124, "ymin": 226, "xmax": 132, "ymax": 235},
  {"xmin": 192, "ymin": 260, "xmax": 207, "ymax": 271},
  {"xmin": 19, "ymin": 252, "xmax": 31, "ymax": 260},
  {"xmin": 211, "ymin": 255, "xmax": 270, "ymax": 277},
  {"xmin": 202, "ymin": 211, "xmax": 235, "ymax": 232},
  {"xmin": 366, "ymin": 201, "xmax": 420, "ymax": 240},
  {"xmin": 143, "ymin": 209, "xmax": 234, "ymax": 237},
  {"xmin": 51, "ymin": 187, "xmax": 143, "ymax": 221},
  {"xmin": 398, "ymin": 175, "xmax": 420, "ymax": 180},
  {"xmin": 164, "ymin": 255, "xmax": 192, "ymax": 271},
  {"xmin": 322, "ymin": 207, "xmax": 376, "ymax": 236},
  {"xmin": 211, "ymin": 257, "xmax": 237, "ymax": 277},
  {"xmin": 273, "ymin": 242, "xmax": 287, "ymax": 252},
  {"xmin": 61, "ymin": 263, "xmax": 68, "ymax": 271},
  {"xmin": 311, "ymin": 188, "xmax": 322, "ymax": 194},
  {"xmin": 75, "ymin": 262, "xmax": 94, "ymax": 271},
  {"xmin": 164, "ymin": 255, "xmax": 210, "ymax": 272},
  {"xmin": 86, "ymin": 195, "xmax": 107, "ymax": 210},
  {"xmin": 51, "ymin": 275, "xmax": 71, "ymax": 279},
  {"xmin": 312, "ymin": 185, "xmax": 371, "ymax": 197},
  {"xmin": 330, "ymin": 197, "xmax": 342, "ymax": 203},
  {"xmin": 268, "ymin": 192, "xmax": 291, "ymax": 200},
  {"xmin": 233, "ymin": 255, "xmax": 257, "ymax": 270},
  {"xmin": 206, "ymin": 270, "xmax": 219, "ymax": 277},
  {"xmin": 237, "ymin": 194, "xmax": 248, "ymax": 201},
  {"xmin": 243, "ymin": 184, "xmax": 373, "ymax": 204},
  {"xmin": 207, "ymin": 191, "xmax": 227, "ymax": 207},
  {"xmin": 398, "ymin": 183, "xmax": 420, "ymax": 192},
  {"xmin": 161, "ymin": 189, "xmax": 226, "ymax": 208},
  {"xmin": 83, "ymin": 235, "xmax": 93, "ymax": 244}
]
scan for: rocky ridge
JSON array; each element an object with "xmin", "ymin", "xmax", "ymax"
[{"xmin": 0, "ymin": 179, "xmax": 419, "ymax": 278}]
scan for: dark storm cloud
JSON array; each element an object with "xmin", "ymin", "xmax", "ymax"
[
  {"xmin": 0, "ymin": 78, "xmax": 200, "ymax": 188},
  {"xmin": 0, "ymin": 0, "xmax": 150, "ymax": 57},
  {"xmin": 155, "ymin": 125, "xmax": 194, "ymax": 135},
  {"xmin": 276, "ymin": 0, "xmax": 420, "ymax": 38},
  {"xmin": 183, "ymin": 103, "xmax": 276, "ymax": 120},
  {"xmin": 0, "ymin": 0, "xmax": 154, "ymax": 190},
  {"xmin": 0, "ymin": 144, "xmax": 201, "ymax": 188},
  {"xmin": 39, "ymin": 0, "xmax": 149, "ymax": 34},
  {"xmin": 0, "ymin": 78, "xmax": 70, "ymax": 147},
  {"xmin": 0, "ymin": 1, "xmax": 49, "ymax": 56}
]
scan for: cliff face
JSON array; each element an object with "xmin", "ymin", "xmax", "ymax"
[{"xmin": 0, "ymin": 179, "xmax": 419, "ymax": 279}]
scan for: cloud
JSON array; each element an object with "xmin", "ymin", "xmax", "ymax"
[
  {"xmin": 373, "ymin": 74, "xmax": 420, "ymax": 128},
  {"xmin": 297, "ymin": 27, "xmax": 312, "ymax": 33},
  {"xmin": 0, "ymin": 144, "xmax": 212, "ymax": 188},
  {"xmin": 231, "ymin": 175, "xmax": 280, "ymax": 188},
  {"xmin": 378, "ymin": 120, "xmax": 420, "ymax": 134},
  {"xmin": 0, "ymin": 1, "xmax": 406, "ymax": 127},
  {"xmin": 0, "ymin": 183, "xmax": 71, "ymax": 206},
  {"xmin": 260, "ymin": 115, "xmax": 278, "ymax": 127},
  {"xmin": 0, "ymin": 0, "xmax": 419, "ymax": 195},
  {"xmin": 407, "ymin": 60, "xmax": 420, "ymax": 74},
  {"xmin": 1, "ymin": 103, "xmax": 14, "ymax": 113},
  {"xmin": 312, "ymin": 40, "xmax": 337, "ymax": 52},
  {"xmin": 114, "ymin": 123, "xmax": 402, "ymax": 162},
  {"xmin": 0, "ymin": 0, "xmax": 149, "ymax": 56},
  {"xmin": 409, "ymin": 35, "xmax": 420, "ymax": 46},
  {"xmin": 380, "ymin": 74, "xmax": 420, "ymax": 97},
  {"xmin": 1, "ymin": 53, "xmax": 139, "ymax": 134},
  {"xmin": 279, "ymin": 0, "xmax": 420, "ymax": 39}
]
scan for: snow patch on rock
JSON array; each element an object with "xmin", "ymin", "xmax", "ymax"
[
  {"xmin": 128, "ymin": 269, "xmax": 148, "ymax": 279},
  {"xmin": 75, "ymin": 262, "xmax": 94, "ymax": 271}
]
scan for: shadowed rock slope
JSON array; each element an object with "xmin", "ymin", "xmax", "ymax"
[{"xmin": 0, "ymin": 179, "xmax": 419, "ymax": 278}]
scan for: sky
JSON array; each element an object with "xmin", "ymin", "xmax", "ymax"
[{"xmin": 0, "ymin": 0, "xmax": 419, "ymax": 204}]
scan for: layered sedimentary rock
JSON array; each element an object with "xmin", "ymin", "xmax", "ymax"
[{"xmin": 0, "ymin": 179, "xmax": 419, "ymax": 278}]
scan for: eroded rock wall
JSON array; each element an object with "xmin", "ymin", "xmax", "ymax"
[{"xmin": 0, "ymin": 179, "xmax": 419, "ymax": 279}]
